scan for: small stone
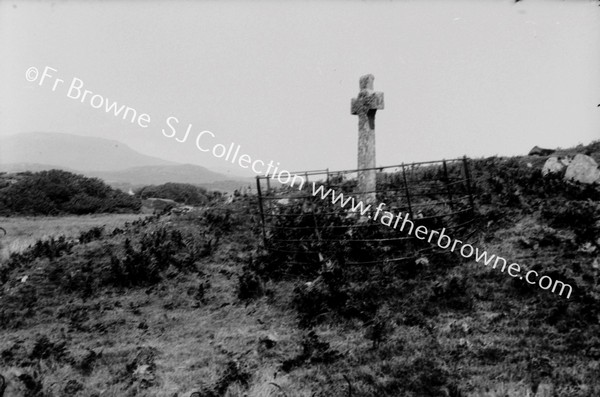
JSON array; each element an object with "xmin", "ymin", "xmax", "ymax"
[
  {"xmin": 259, "ymin": 334, "xmax": 277, "ymax": 349},
  {"xmin": 134, "ymin": 364, "xmax": 151, "ymax": 376},
  {"xmin": 579, "ymin": 242, "xmax": 596, "ymax": 254},
  {"xmin": 415, "ymin": 257, "xmax": 429, "ymax": 266}
]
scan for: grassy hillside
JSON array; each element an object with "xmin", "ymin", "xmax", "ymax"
[
  {"xmin": 0, "ymin": 214, "xmax": 151, "ymax": 262},
  {"xmin": 0, "ymin": 142, "xmax": 599, "ymax": 396}
]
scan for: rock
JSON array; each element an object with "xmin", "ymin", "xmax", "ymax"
[
  {"xmin": 528, "ymin": 146, "xmax": 555, "ymax": 156},
  {"xmin": 133, "ymin": 364, "xmax": 151, "ymax": 376},
  {"xmin": 259, "ymin": 334, "xmax": 277, "ymax": 349},
  {"xmin": 1, "ymin": 373, "xmax": 28, "ymax": 397},
  {"xmin": 170, "ymin": 205, "xmax": 193, "ymax": 215},
  {"xmin": 564, "ymin": 154, "xmax": 600, "ymax": 184},
  {"xmin": 143, "ymin": 197, "xmax": 177, "ymax": 211},
  {"xmin": 535, "ymin": 383, "xmax": 555, "ymax": 396},
  {"xmin": 415, "ymin": 257, "xmax": 429, "ymax": 266},
  {"xmin": 579, "ymin": 242, "xmax": 596, "ymax": 254},
  {"xmin": 542, "ymin": 157, "xmax": 565, "ymax": 176}
]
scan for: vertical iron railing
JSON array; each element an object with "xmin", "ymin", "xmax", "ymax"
[{"xmin": 401, "ymin": 163, "xmax": 413, "ymax": 216}]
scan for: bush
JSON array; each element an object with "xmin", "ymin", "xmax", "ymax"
[
  {"xmin": 0, "ymin": 170, "xmax": 141, "ymax": 215},
  {"xmin": 78, "ymin": 226, "xmax": 104, "ymax": 244},
  {"xmin": 1, "ymin": 236, "xmax": 74, "ymax": 283},
  {"xmin": 376, "ymin": 352, "xmax": 451, "ymax": 396},
  {"xmin": 430, "ymin": 272, "xmax": 474, "ymax": 311},
  {"xmin": 237, "ymin": 267, "xmax": 264, "ymax": 300},
  {"xmin": 541, "ymin": 200, "xmax": 599, "ymax": 243},
  {"xmin": 136, "ymin": 182, "xmax": 209, "ymax": 205},
  {"xmin": 30, "ymin": 335, "xmax": 69, "ymax": 363},
  {"xmin": 281, "ymin": 330, "xmax": 340, "ymax": 372},
  {"xmin": 106, "ymin": 228, "xmax": 198, "ymax": 288}
]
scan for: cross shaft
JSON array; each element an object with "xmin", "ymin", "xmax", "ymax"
[{"xmin": 351, "ymin": 74, "xmax": 384, "ymax": 205}]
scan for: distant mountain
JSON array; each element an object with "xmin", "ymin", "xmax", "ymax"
[
  {"xmin": 88, "ymin": 164, "xmax": 251, "ymax": 187},
  {"xmin": 0, "ymin": 162, "xmax": 79, "ymax": 173},
  {"xmin": 0, "ymin": 132, "xmax": 249, "ymax": 192},
  {"xmin": 0, "ymin": 132, "xmax": 175, "ymax": 171}
]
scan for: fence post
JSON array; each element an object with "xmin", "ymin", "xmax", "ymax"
[
  {"xmin": 401, "ymin": 163, "xmax": 412, "ymax": 215},
  {"xmin": 442, "ymin": 160, "xmax": 455, "ymax": 211},
  {"xmin": 305, "ymin": 172, "xmax": 322, "ymax": 243},
  {"xmin": 256, "ymin": 176, "xmax": 268, "ymax": 247},
  {"xmin": 265, "ymin": 175, "xmax": 272, "ymax": 213},
  {"xmin": 462, "ymin": 156, "xmax": 475, "ymax": 216}
]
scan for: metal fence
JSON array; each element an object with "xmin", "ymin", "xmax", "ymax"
[{"xmin": 256, "ymin": 157, "xmax": 476, "ymax": 266}]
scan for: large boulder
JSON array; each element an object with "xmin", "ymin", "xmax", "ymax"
[
  {"xmin": 564, "ymin": 154, "xmax": 600, "ymax": 184},
  {"xmin": 542, "ymin": 157, "xmax": 566, "ymax": 176}
]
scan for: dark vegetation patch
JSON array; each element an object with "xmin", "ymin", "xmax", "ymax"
[
  {"xmin": 135, "ymin": 182, "xmax": 211, "ymax": 205},
  {"xmin": 0, "ymin": 169, "xmax": 141, "ymax": 215}
]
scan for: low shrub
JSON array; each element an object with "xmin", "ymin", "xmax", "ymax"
[
  {"xmin": 541, "ymin": 199, "xmax": 599, "ymax": 243},
  {"xmin": 78, "ymin": 226, "xmax": 104, "ymax": 244},
  {"xmin": 237, "ymin": 267, "xmax": 264, "ymax": 301},
  {"xmin": 136, "ymin": 182, "xmax": 209, "ymax": 205}
]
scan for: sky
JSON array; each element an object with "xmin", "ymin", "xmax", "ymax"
[{"xmin": 1, "ymin": 0, "xmax": 599, "ymax": 177}]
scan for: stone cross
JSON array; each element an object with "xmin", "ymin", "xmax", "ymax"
[{"xmin": 351, "ymin": 74, "xmax": 384, "ymax": 204}]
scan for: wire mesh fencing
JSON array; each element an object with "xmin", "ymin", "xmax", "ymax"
[{"xmin": 256, "ymin": 157, "xmax": 476, "ymax": 267}]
